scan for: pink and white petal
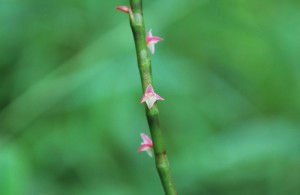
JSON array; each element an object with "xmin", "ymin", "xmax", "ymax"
[
  {"xmin": 154, "ymin": 93, "xmax": 164, "ymax": 100},
  {"xmin": 141, "ymin": 133, "xmax": 152, "ymax": 145},
  {"xmin": 140, "ymin": 94, "xmax": 147, "ymax": 103},
  {"xmin": 148, "ymin": 36, "xmax": 163, "ymax": 42},
  {"xmin": 146, "ymin": 29, "xmax": 153, "ymax": 43},
  {"xmin": 154, "ymin": 36, "xmax": 164, "ymax": 41},
  {"xmin": 146, "ymin": 37, "xmax": 151, "ymax": 43},
  {"xmin": 147, "ymin": 42, "xmax": 155, "ymax": 54},
  {"xmin": 138, "ymin": 144, "xmax": 152, "ymax": 152},
  {"xmin": 116, "ymin": 6, "xmax": 130, "ymax": 13}
]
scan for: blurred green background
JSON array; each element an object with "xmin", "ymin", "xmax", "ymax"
[{"xmin": 1, "ymin": 0, "xmax": 300, "ymax": 194}]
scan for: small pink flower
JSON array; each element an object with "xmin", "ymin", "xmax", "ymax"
[
  {"xmin": 116, "ymin": 6, "xmax": 131, "ymax": 13},
  {"xmin": 138, "ymin": 133, "xmax": 153, "ymax": 157},
  {"xmin": 146, "ymin": 29, "xmax": 163, "ymax": 54},
  {"xmin": 140, "ymin": 84, "xmax": 164, "ymax": 109}
]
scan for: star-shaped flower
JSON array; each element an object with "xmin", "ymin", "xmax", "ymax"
[
  {"xmin": 140, "ymin": 84, "xmax": 164, "ymax": 109},
  {"xmin": 137, "ymin": 133, "xmax": 153, "ymax": 157},
  {"xmin": 146, "ymin": 29, "xmax": 163, "ymax": 54}
]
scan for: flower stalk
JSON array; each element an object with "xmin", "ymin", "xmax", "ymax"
[{"xmin": 127, "ymin": 0, "xmax": 177, "ymax": 194}]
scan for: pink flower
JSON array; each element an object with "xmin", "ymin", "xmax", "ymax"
[
  {"xmin": 140, "ymin": 84, "xmax": 164, "ymax": 109},
  {"xmin": 116, "ymin": 6, "xmax": 131, "ymax": 13},
  {"xmin": 146, "ymin": 29, "xmax": 163, "ymax": 54},
  {"xmin": 138, "ymin": 133, "xmax": 153, "ymax": 157}
]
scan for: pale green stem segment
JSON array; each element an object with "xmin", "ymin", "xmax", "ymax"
[{"xmin": 129, "ymin": 0, "xmax": 177, "ymax": 194}]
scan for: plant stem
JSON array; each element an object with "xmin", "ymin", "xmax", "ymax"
[{"xmin": 129, "ymin": 0, "xmax": 177, "ymax": 194}]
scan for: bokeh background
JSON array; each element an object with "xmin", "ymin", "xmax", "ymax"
[{"xmin": 1, "ymin": 0, "xmax": 300, "ymax": 194}]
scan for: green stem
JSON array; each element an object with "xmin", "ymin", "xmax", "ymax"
[{"xmin": 129, "ymin": 0, "xmax": 177, "ymax": 194}]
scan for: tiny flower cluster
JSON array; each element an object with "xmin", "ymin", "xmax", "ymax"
[
  {"xmin": 116, "ymin": 5, "xmax": 165, "ymax": 157},
  {"xmin": 137, "ymin": 84, "xmax": 164, "ymax": 157}
]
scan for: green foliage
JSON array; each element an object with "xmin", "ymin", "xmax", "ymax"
[{"xmin": 0, "ymin": 0, "xmax": 299, "ymax": 194}]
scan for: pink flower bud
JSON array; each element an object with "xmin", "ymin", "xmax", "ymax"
[{"xmin": 116, "ymin": 6, "xmax": 131, "ymax": 13}]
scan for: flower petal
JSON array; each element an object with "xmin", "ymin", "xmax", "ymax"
[
  {"xmin": 138, "ymin": 144, "xmax": 152, "ymax": 152},
  {"xmin": 147, "ymin": 42, "xmax": 155, "ymax": 54},
  {"xmin": 146, "ymin": 149, "xmax": 153, "ymax": 157},
  {"xmin": 148, "ymin": 36, "xmax": 164, "ymax": 43},
  {"xmin": 145, "ymin": 85, "xmax": 154, "ymax": 93},
  {"xmin": 141, "ymin": 133, "xmax": 152, "ymax": 145},
  {"xmin": 140, "ymin": 94, "xmax": 147, "ymax": 103},
  {"xmin": 154, "ymin": 93, "xmax": 164, "ymax": 100},
  {"xmin": 146, "ymin": 29, "xmax": 153, "ymax": 43},
  {"xmin": 145, "ymin": 97, "xmax": 156, "ymax": 109}
]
